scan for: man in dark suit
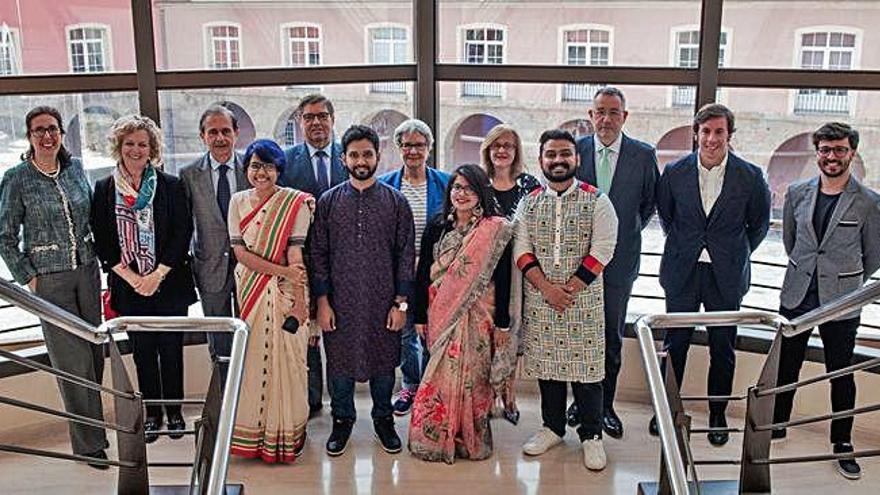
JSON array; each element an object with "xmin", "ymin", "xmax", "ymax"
[
  {"xmin": 570, "ymin": 87, "xmax": 659, "ymax": 439},
  {"xmin": 277, "ymin": 94, "xmax": 348, "ymax": 417},
  {"xmin": 655, "ymin": 104, "xmax": 771, "ymax": 446},
  {"xmin": 179, "ymin": 104, "xmax": 249, "ymax": 384},
  {"xmin": 774, "ymin": 122, "xmax": 880, "ymax": 479}
]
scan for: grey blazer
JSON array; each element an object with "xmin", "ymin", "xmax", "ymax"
[
  {"xmin": 780, "ymin": 175, "xmax": 880, "ymax": 318},
  {"xmin": 179, "ymin": 152, "xmax": 249, "ymax": 293}
]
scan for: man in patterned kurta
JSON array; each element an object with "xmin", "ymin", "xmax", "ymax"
[
  {"xmin": 311, "ymin": 125, "xmax": 416, "ymax": 457},
  {"xmin": 513, "ymin": 129, "xmax": 618, "ymax": 471}
]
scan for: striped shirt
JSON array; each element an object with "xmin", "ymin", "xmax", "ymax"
[{"xmin": 401, "ymin": 179, "xmax": 428, "ymax": 253}]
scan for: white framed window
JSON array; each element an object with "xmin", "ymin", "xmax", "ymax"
[
  {"xmin": 205, "ymin": 23, "xmax": 241, "ymax": 70},
  {"xmin": 459, "ymin": 25, "xmax": 505, "ymax": 98},
  {"xmin": 793, "ymin": 28, "xmax": 860, "ymax": 115},
  {"xmin": 0, "ymin": 24, "xmax": 20, "ymax": 75},
  {"xmin": 283, "ymin": 23, "xmax": 321, "ymax": 67},
  {"xmin": 670, "ymin": 27, "xmax": 729, "ymax": 107},
  {"xmin": 559, "ymin": 25, "xmax": 612, "ymax": 102},
  {"xmin": 367, "ymin": 25, "xmax": 409, "ymax": 94},
  {"xmin": 67, "ymin": 24, "xmax": 111, "ymax": 73}
]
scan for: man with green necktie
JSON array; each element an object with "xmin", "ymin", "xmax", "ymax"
[{"xmin": 571, "ymin": 87, "xmax": 660, "ymax": 439}]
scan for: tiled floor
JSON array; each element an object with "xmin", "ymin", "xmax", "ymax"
[{"xmin": 1, "ymin": 394, "xmax": 878, "ymax": 494}]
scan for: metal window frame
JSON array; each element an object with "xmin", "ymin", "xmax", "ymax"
[{"xmin": 0, "ymin": 0, "xmax": 877, "ymax": 133}]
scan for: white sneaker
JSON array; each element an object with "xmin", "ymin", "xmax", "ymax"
[
  {"xmin": 582, "ymin": 436, "xmax": 607, "ymax": 471},
  {"xmin": 523, "ymin": 427, "xmax": 564, "ymax": 456}
]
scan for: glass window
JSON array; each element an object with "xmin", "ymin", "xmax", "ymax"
[
  {"xmin": 460, "ymin": 26, "xmax": 505, "ymax": 98},
  {"xmin": 561, "ymin": 26, "xmax": 611, "ymax": 102},
  {"xmin": 158, "ymin": 83, "xmax": 413, "ymax": 175},
  {"xmin": 0, "ymin": 25, "xmax": 19, "ymax": 75},
  {"xmin": 205, "ymin": 24, "xmax": 241, "ymax": 70},
  {"xmin": 439, "ymin": 0, "xmax": 701, "ymax": 66},
  {"xmin": 671, "ymin": 28, "xmax": 728, "ymax": 108},
  {"xmin": 721, "ymin": 2, "xmax": 877, "ymax": 70},
  {"xmin": 368, "ymin": 26, "xmax": 408, "ymax": 94},
  {"xmin": 1, "ymin": 2, "xmax": 133, "ymax": 75},
  {"xmin": 284, "ymin": 24, "xmax": 321, "ymax": 67},
  {"xmin": 67, "ymin": 25, "xmax": 110, "ymax": 73},
  {"xmin": 154, "ymin": 1, "xmax": 412, "ymax": 71},
  {"xmin": 794, "ymin": 29, "xmax": 858, "ymax": 115}
]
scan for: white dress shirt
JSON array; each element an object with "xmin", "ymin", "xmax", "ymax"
[
  {"xmin": 209, "ymin": 154, "xmax": 237, "ymax": 194},
  {"xmin": 593, "ymin": 132, "xmax": 623, "ymax": 180},
  {"xmin": 697, "ymin": 153, "xmax": 728, "ymax": 262},
  {"xmin": 306, "ymin": 142, "xmax": 333, "ymax": 186}
]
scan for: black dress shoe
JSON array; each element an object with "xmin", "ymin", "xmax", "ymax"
[
  {"xmin": 602, "ymin": 408, "xmax": 624, "ymax": 439},
  {"xmin": 144, "ymin": 417, "xmax": 162, "ymax": 444},
  {"xmin": 326, "ymin": 418, "xmax": 354, "ymax": 457},
  {"xmin": 167, "ymin": 413, "xmax": 186, "ymax": 440},
  {"xmin": 707, "ymin": 414, "xmax": 729, "ymax": 447},
  {"xmin": 566, "ymin": 402, "xmax": 580, "ymax": 427},
  {"xmin": 648, "ymin": 416, "xmax": 659, "ymax": 437},
  {"xmin": 373, "ymin": 417, "xmax": 402, "ymax": 454},
  {"xmin": 85, "ymin": 449, "xmax": 110, "ymax": 470}
]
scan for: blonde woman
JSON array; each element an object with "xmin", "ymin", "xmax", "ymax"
[
  {"xmin": 479, "ymin": 124, "xmax": 541, "ymax": 425},
  {"xmin": 91, "ymin": 115, "xmax": 196, "ymax": 443}
]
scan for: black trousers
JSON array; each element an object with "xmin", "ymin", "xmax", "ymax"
[
  {"xmin": 539, "ymin": 379, "xmax": 602, "ymax": 441},
  {"xmin": 127, "ymin": 305, "xmax": 188, "ymax": 420},
  {"xmin": 661, "ymin": 263, "xmax": 739, "ymax": 417},
  {"xmin": 601, "ymin": 280, "xmax": 634, "ymax": 409},
  {"xmin": 774, "ymin": 303, "xmax": 858, "ymax": 444}
]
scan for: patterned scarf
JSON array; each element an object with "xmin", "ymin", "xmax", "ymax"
[{"xmin": 114, "ymin": 163, "xmax": 158, "ymax": 275}]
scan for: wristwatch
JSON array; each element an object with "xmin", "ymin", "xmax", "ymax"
[{"xmin": 393, "ymin": 301, "xmax": 409, "ymax": 312}]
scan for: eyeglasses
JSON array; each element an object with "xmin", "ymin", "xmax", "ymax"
[
  {"xmin": 817, "ymin": 146, "xmax": 852, "ymax": 157},
  {"xmin": 248, "ymin": 161, "xmax": 279, "ymax": 172},
  {"xmin": 30, "ymin": 126, "xmax": 61, "ymax": 138},
  {"xmin": 451, "ymin": 183, "xmax": 476, "ymax": 195},
  {"xmin": 302, "ymin": 112, "xmax": 332, "ymax": 123},
  {"xmin": 591, "ymin": 109, "xmax": 624, "ymax": 119},
  {"xmin": 400, "ymin": 142, "xmax": 428, "ymax": 151},
  {"xmin": 489, "ymin": 142, "xmax": 515, "ymax": 152}
]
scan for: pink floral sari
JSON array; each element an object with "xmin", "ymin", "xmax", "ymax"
[{"xmin": 408, "ymin": 216, "xmax": 513, "ymax": 463}]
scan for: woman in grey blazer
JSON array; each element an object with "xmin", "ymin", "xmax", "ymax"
[{"xmin": 0, "ymin": 106, "xmax": 107, "ymax": 467}]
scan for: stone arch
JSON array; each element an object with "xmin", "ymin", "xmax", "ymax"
[{"xmin": 656, "ymin": 125, "xmax": 692, "ymax": 172}]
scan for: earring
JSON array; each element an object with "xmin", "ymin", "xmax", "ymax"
[
  {"xmin": 447, "ymin": 210, "xmax": 455, "ymax": 223},
  {"xmin": 473, "ymin": 204, "xmax": 484, "ymax": 218}
]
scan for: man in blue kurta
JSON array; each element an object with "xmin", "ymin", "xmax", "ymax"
[{"xmin": 311, "ymin": 124, "xmax": 416, "ymax": 457}]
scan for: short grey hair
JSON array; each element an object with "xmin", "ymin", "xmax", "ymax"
[{"xmin": 394, "ymin": 119, "xmax": 434, "ymax": 150}]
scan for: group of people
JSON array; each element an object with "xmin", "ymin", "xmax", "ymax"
[{"xmin": 0, "ymin": 87, "xmax": 876, "ymax": 480}]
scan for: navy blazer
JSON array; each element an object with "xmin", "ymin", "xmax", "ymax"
[
  {"xmin": 278, "ymin": 141, "xmax": 348, "ymax": 197},
  {"xmin": 656, "ymin": 152, "xmax": 771, "ymax": 307},
  {"xmin": 576, "ymin": 134, "xmax": 659, "ymax": 285}
]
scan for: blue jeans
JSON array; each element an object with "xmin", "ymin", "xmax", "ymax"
[
  {"xmin": 329, "ymin": 374, "xmax": 395, "ymax": 420},
  {"xmin": 400, "ymin": 313, "xmax": 426, "ymax": 391}
]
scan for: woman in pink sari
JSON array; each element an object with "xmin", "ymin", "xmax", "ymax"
[
  {"xmin": 228, "ymin": 139, "xmax": 314, "ymax": 463},
  {"xmin": 409, "ymin": 164, "xmax": 514, "ymax": 463}
]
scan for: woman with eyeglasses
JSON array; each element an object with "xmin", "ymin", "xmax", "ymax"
[
  {"xmin": 91, "ymin": 114, "xmax": 196, "ymax": 444},
  {"xmin": 0, "ymin": 106, "xmax": 108, "ymax": 467},
  {"xmin": 478, "ymin": 123, "xmax": 541, "ymax": 425},
  {"xmin": 409, "ymin": 164, "xmax": 513, "ymax": 464},
  {"xmin": 228, "ymin": 139, "xmax": 314, "ymax": 464}
]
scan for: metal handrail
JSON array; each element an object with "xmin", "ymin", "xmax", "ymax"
[
  {"xmin": 637, "ymin": 279, "xmax": 880, "ymax": 494},
  {"xmin": 96, "ymin": 316, "xmax": 249, "ymax": 495},
  {"xmin": 635, "ymin": 311, "xmax": 783, "ymax": 495},
  {"xmin": 0, "ymin": 278, "xmax": 249, "ymax": 494}
]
